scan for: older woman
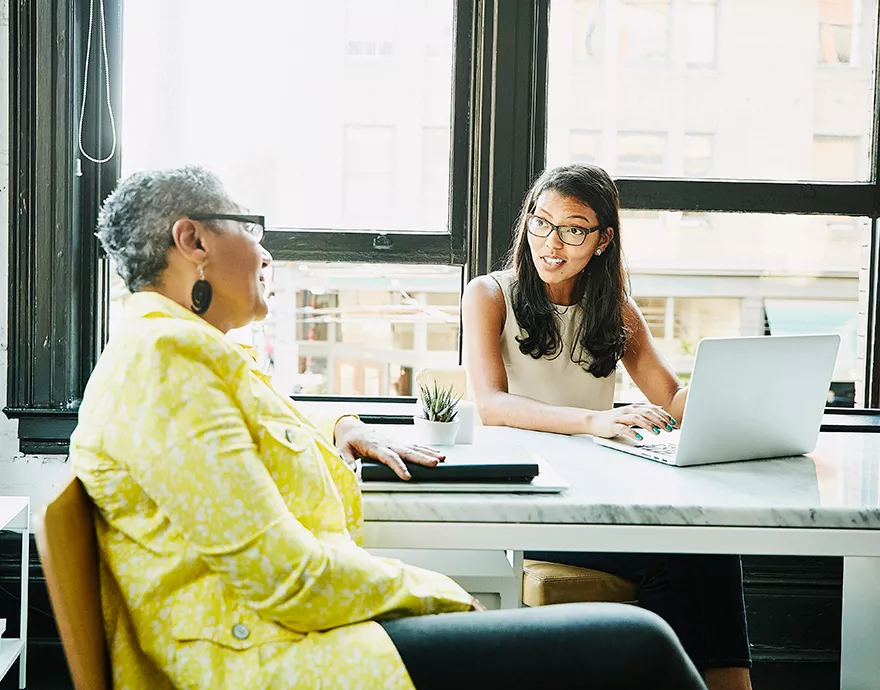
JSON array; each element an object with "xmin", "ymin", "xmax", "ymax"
[{"xmin": 70, "ymin": 166, "xmax": 706, "ymax": 690}]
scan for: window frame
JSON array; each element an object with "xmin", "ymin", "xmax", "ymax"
[
  {"xmin": 6, "ymin": 0, "xmax": 120, "ymax": 453},
  {"xmin": 602, "ymin": 0, "xmax": 880, "ymax": 407},
  {"xmin": 221, "ymin": 0, "xmax": 478, "ymax": 268},
  {"xmin": 6, "ymin": 0, "xmax": 880, "ymax": 454}
]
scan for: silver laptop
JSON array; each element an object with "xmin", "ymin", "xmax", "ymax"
[{"xmin": 594, "ymin": 334, "xmax": 840, "ymax": 467}]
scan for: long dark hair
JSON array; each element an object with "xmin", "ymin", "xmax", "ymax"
[{"xmin": 507, "ymin": 164, "xmax": 631, "ymax": 378}]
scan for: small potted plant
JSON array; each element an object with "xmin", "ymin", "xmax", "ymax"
[{"xmin": 414, "ymin": 381, "xmax": 462, "ymax": 445}]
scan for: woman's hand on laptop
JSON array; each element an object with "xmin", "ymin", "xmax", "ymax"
[
  {"xmin": 334, "ymin": 416, "xmax": 446, "ymax": 480},
  {"xmin": 587, "ymin": 404, "xmax": 677, "ymax": 442}
]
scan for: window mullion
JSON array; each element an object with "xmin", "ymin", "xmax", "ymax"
[
  {"xmin": 616, "ymin": 178, "xmax": 879, "ymax": 217},
  {"xmin": 449, "ymin": 0, "xmax": 477, "ymax": 265},
  {"xmin": 261, "ymin": 230, "xmax": 456, "ymax": 265},
  {"xmin": 4, "ymin": 0, "xmax": 121, "ymax": 454},
  {"xmin": 868, "ymin": 5, "xmax": 880, "ymax": 405},
  {"xmin": 467, "ymin": 0, "xmax": 550, "ymax": 281},
  {"xmin": 7, "ymin": 0, "xmax": 82, "ymax": 413},
  {"xmin": 867, "ymin": 219, "xmax": 880, "ymax": 407},
  {"xmin": 872, "ymin": 3, "xmax": 880, "ymax": 190}
]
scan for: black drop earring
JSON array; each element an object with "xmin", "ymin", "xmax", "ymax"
[{"xmin": 191, "ymin": 264, "xmax": 212, "ymax": 315}]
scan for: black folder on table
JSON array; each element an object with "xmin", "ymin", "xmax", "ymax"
[{"xmin": 360, "ymin": 444, "xmax": 540, "ymax": 483}]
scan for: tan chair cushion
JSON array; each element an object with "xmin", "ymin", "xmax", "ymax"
[
  {"xmin": 36, "ymin": 477, "xmax": 111, "ymax": 690},
  {"xmin": 523, "ymin": 559, "xmax": 639, "ymax": 607}
]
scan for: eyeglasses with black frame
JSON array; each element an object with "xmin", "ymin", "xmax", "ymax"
[
  {"xmin": 190, "ymin": 213, "xmax": 266, "ymax": 243},
  {"xmin": 526, "ymin": 214, "xmax": 600, "ymax": 247}
]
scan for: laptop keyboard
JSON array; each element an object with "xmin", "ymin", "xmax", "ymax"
[{"xmin": 640, "ymin": 442, "xmax": 678, "ymax": 456}]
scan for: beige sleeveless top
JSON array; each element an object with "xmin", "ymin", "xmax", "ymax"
[{"xmin": 490, "ymin": 269, "xmax": 615, "ymax": 411}]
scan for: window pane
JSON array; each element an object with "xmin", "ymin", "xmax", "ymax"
[
  {"xmin": 547, "ymin": 0, "xmax": 878, "ymax": 181},
  {"xmin": 256, "ymin": 262, "xmax": 461, "ymax": 396},
  {"xmin": 618, "ymin": 212, "xmax": 870, "ymax": 407},
  {"xmin": 421, "ymin": 126, "xmax": 452, "ymax": 228},
  {"xmin": 107, "ymin": 262, "xmax": 462, "ymax": 397},
  {"xmin": 121, "ymin": 0, "xmax": 455, "ymax": 231}
]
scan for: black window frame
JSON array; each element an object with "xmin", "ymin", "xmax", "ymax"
[
  {"xmin": 6, "ymin": 0, "xmax": 880, "ymax": 453},
  {"xmin": 262, "ymin": 0, "xmax": 475, "ymax": 267}
]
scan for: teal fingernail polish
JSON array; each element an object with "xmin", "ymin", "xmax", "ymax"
[
  {"xmin": 669, "ymin": 418, "xmax": 676, "ymax": 425},
  {"xmin": 666, "ymin": 424, "xmax": 673, "ymax": 431},
  {"xmin": 635, "ymin": 433, "xmax": 643, "ymax": 440},
  {"xmin": 653, "ymin": 426, "xmax": 660, "ymax": 434}
]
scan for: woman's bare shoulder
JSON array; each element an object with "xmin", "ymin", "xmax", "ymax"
[
  {"xmin": 462, "ymin": 274, "xmax": 506, "ymax": 327},
  {"xmin": 463, "ymin": 274, "xmax": 505, "ymax": 304}
]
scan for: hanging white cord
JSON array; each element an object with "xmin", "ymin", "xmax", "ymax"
[{"xmin": 77, "ymin": 0, "xmax": 117, "ymax": 166}]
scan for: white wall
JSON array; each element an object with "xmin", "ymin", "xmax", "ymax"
[{"xmin": 0, "ymin": 0, "xmax": 73, "ymax": 511}]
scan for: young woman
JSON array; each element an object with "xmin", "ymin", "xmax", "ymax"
[{"xmin": 463, "ymin": 164, "xmax": 752, "ymax": 690}]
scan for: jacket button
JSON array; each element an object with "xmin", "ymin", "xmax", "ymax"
[
  {"xmin": 285, "ymin": 429, "xmax": 296, "ymax": 443},
  {"xmin": 232, "ymin": 623, "xmax": 250, "ymax": 640}
]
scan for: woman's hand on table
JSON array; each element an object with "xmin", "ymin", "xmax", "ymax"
[
  {"xmin": 470, "ymin": 597, "xmax": 488, "ymax": 612},
  {"xmin": 587, "ymin": 404, "xmax": 677, "ymax": 442},
  {"xmin": 333, "ymin": 416, "xmax": 445, "ymax": 480}
]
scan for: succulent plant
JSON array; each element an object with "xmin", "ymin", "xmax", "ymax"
[{"xmin": 417, "ymin": 381, "xmax": 461, "ymax": 423}]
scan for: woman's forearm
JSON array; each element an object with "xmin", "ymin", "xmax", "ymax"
[{"xmin": 477, "ymin": 391, "xmax": 594, "ymax": 435}]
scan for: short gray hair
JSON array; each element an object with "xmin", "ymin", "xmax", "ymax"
[{"xmin": 96, "ymin": 166, "xmax": 237, "ymax": 291}]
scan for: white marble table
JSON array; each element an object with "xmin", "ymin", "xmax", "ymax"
[{"xmin": 363, "ymin": 426, "xmax": 880, "ymax": 690}]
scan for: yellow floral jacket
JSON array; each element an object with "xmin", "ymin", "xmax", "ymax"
[{"xmin": 70, "ymin": 292, "xmax": 473, "ymax": 690}]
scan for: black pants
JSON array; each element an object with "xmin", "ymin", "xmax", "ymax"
[
  {"xmin": 380, "ymin": 602, "xmax": 707, "ymax": 689},
  {"xmin": 526, "ymin": 551, "xmax": 752, "ymax": 671}
]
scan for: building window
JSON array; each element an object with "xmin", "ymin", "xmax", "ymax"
[
  {"xmin": 619, "ymin": 0, "xmax": 670, "ymax": 63},
  {"xmin": 617, "ymin": 131, "xmax": 668, "ymax": 176},
  {"xmin": 818, "ymin": 0, "xmax": 855, "ymax": 64},
  {"xmin": 345, "ymin": 0, "xmax": 395, "ymax": 57},
  {"xmin": 812, "ymin": 135, "xmax": 860, "ymax": 180}
]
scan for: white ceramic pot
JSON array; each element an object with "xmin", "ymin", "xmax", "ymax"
[
  {"xmin": 453, "ymin": 400, "xmax": 477, "ymax": 444},
  {"xmin": 413, "ymin": 417, "xmax": 461, "ymax": 446}
]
